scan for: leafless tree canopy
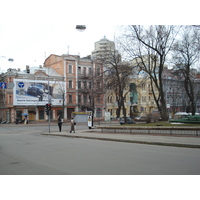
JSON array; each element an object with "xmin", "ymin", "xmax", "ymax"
[
  {"xmin": 121, "ymin": 25, "xmax": 180, "ymax": 120},
  {"xmin": 101, "ymin": 43, "xmax": 135, "ymax": 120},
  {"xmin": 172, "ymin": 26, "xmax": 200, "ymax": 114}
]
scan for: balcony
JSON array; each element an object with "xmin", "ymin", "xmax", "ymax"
[{"xmin": 78, "ymin": 73, "xmax": 93, "ymax": 79}]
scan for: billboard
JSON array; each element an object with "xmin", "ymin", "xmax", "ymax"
[{"xmin": 13, "ymin": 79, "xmax": 65, "ymax": 106}]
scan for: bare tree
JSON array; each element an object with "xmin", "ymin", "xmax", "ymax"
[
  {"xmin": 122, "ymin": 25, "xmax": 179, "ymax": 121},
  {"xmin": 106, "ymin": 62, "xmax": 134, "ymax": 120},
  {"xmin": 102, "ymin": 46, "xmax": 135, "ymax": 121},
  {"xmin": 93, "ymin": 38, "xmax": 136, "ymax": 121},
  {"xmin": 56, "ymin": 81, "xmax": 66, "ymax": 118},
  {"xmin": 172, "ymin": 26, "xmax": 200, "ymax": 115}
]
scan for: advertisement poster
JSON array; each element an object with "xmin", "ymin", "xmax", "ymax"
[
  {"xmin": 13, "ymin": 79, "xmax": 65, "ymax": 106},
  {"xmin": 104, "ymin": 111, "xmax": 111, "ymax": 122}
]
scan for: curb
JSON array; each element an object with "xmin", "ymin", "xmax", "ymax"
[{"xmin": 41, "ymin": 133, "xmax": 200, "ymax": 149}]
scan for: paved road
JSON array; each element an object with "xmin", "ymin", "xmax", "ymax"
[{"xmin": 0, "ymin": 125, "xmax": 200, "ymax": 175}]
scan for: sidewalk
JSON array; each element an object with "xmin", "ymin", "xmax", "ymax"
[{"xmin": 42, "ymin": 127, "xmax": 200, "ymax": 149}]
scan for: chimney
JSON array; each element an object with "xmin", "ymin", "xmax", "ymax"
[{"xmin": 26, "ymin": 65, "xmax": 30, "ymax": 73}]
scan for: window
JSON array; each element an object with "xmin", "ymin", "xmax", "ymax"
[
  {"xmin": 69, "ymin": 80, "xmax": 72, "ymax": 89},
  {"xmin": 16, "ymin": 110, "xmax": 22, "ymax": 120},
  {"xmin": 84, "ymin": 81, "xmax": 87, "ymax": 89},
  {"xmin": 89, "ymin": 68, "xmax": 92, "ymax": 75},
  {"xmin": 83, "ymin": 67, "xmax": 86, "ymax": 76},
  {"xmin": 142, "ymin": 83, "xmax": 145, "ymax": 90},
  {"xmin": 142, "ymin": 96, "xmax": 146, "ymax": 102},
  {"xmin": 89, "ymin": 82, "xmax": 92, "ymax": 89},
  {"xmin": 69, "ymin": 95, "xmax": 72, "ymax": 103},
  {"xmin": 68, "ymin": 65, "xmax": 72, "ymax": 74},
  {"xmin": 107, "ymin": 96, "xmax": 113, "ymax": 103},
  {"xmin": 39, "ymin": 110, "xmax": 44, "ymax": 119},
  {"xmin": 84, "ymin": 95, "xmax": 87, "ymax": 104},
  {"xmin": 97, "ymin": 81, "xmax": 100, "ymax": 90},
  {"xmin": 96, "ymin": 67, "xmax": 100, "ymax": 76},
  {"xmin": 148, "ymin": 84, "xmax": 151, "ymax": 92},
  {"xmin": 78, "ymin": 95, "xmax": 81, "ymax": 104},
  {"xmin": 78, "ymin": 81, "xmax": 81, "ymax": 89},
  {"xmin": 97, "ymin": 95, "xmax": 100, "ymax": 103},
  {"xmin": 78, "ymin": 66, "xmax": 81, "ymax": 74}
]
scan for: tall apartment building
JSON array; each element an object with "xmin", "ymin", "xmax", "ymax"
[
  {"xmin": 44, "ymin": 54, "xmax": 105, "ymax": 120},
  {"xmin": 91, "ymin": 36, "xmax": 119, "ymax": 60}
]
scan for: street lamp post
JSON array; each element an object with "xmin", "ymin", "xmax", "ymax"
[{"xmin": 48, "ymin": 72, "xmax": 51, "ymax": 133}]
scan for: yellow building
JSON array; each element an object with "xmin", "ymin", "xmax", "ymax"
[{"xmin": 105, "ymin": 77, "xmax": 158, "ymax": 119}]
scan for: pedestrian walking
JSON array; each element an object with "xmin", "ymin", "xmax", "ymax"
[
  {"xmin": 70, "ymin": 117, "xmax": 76, "ymax": 133},
  {"xmin": 24, "ymin": 116, "xmax": 28, "ymax": 124},
  {"xmin": 57, "ymin": 115, "xmax": 62, "ymax": 132}
]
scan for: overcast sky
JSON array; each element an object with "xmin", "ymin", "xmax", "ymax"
[
  {"xmin": 0, "ymin": 0, "xmax": 198, "ymax": 72},
  {"xmin": 0, "ymin": 24, "xmax": 119, "ymax": 71}
]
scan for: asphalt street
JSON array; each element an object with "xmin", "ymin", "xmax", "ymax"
[{"xmin": 0, "ymin": 124, "xmax": 200, "ymax": 175}]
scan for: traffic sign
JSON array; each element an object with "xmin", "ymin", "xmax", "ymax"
[
  {"xmin": 18, "ymin": 82, "xmax": 24, "ymax": 88},
  {"xmin": 0, "ymin": 82, "xmax": 6, "ymax": 89},
  {"xmin": 7, "ymin": 82, "xmax": 14, "ymax": 89}
]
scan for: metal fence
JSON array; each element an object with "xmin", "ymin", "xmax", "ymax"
[{"xmin": 99, "ymin": 127, "xmax": 200, "ymax": 136}]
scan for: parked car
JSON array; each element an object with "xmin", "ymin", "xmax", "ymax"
[
  {"xmin": 27, "ymin": 85, "xmax": 44, "ymax": 97},
  {"xmin": 119, "ymin": 117, "xmax": 136, "ymax": 125},
  {"xmin": 134, "ymin": 115, "xmax": 148, "ymax": 122},
  {"xmin": 134, "ymin": 115, "xmax": 152, "ymax": 123},
  {"xmin": 34, "ymin": 84, "xmax": 48, "ymax": 93}
]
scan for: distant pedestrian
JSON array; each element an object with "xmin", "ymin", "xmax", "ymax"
[
  {"xmin": 24, "ymin": 116, "xmax": 28, "ymax": 124},
  {"xmin": 70, "ymin": 118, "xmax": 76, "ymax": 133},
  {"xmin": 57, "ymin": 115, "xmax": 62, "ymax": 132}
]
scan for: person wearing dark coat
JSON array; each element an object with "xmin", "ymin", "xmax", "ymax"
[
  {"xmin": 57, "ymin": 115, "xmax": 62, "ymax": 132},
  {"xmin": 70, "ymin": 118, "xmax": 75, "ymax": 133}
]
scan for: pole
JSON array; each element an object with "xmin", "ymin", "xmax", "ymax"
[
  {"xmin": 48, "ymin": 68, "xmax": 50, "ymax": 133},
  {"xmin": 46, "ymin": 66, "xmax": 60, "ymax": 132}
]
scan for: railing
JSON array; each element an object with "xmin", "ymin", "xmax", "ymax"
[{"xmin": 97, "ymin": 126, "xmax": 200, "ymax": 136}]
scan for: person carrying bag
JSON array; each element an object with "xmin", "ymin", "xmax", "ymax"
[{"xmin": 57, "ymin": 115, "xmax": 62, "ymax": 132}]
